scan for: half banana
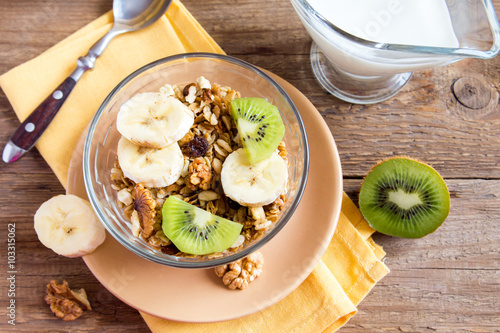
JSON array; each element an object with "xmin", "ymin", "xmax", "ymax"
[
  {"xmin": 221, "ymin": 148, "xmax": 288, "ymax": 207},
  {"xmin": 34, "ymin": 195, "xmax": 106, "ymax": 258},
  {"xmin": 117, "ymin": 137, "xmax": 184, "ymax": 188},
  {"xmin": 116, "ymin": 92, "xmax": 194, "ymax": 149}
]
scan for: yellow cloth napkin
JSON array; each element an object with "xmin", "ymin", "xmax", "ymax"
[
  {"xmin": 0, "ymin": 1, "xmax": 389, "ymax": 331},
  {"xmin": 142, "ymin": 193, "xmax": 389, "ymax": 333}
]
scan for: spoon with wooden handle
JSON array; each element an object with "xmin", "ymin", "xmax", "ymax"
[{"xmin": 2, "ymin": 0, "xmax": 172, "ymax": 163}]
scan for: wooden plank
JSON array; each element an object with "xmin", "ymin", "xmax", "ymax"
[
  {"xmin": 0, "ymin": 174, "xmax": 498, "ymax": 331},
  {"xmin": 0, "ymin": 0, "xmax": 499, "ymax": 331},
  {"xmin": 343, "ymin": 179, "xmax": 500, "ymax": 332}
]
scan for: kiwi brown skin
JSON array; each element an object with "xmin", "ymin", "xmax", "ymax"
[{"xmin": 358, "ymin": 156, "xmax": 450, "ymax": 239}]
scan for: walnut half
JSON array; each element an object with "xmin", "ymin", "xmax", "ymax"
[
  {"xmin": 44, "ymin": 280, "xmax": 91, "ymax": 321},
  {"xmin": 214, "ymin": 251, "xmax": 264, "ymax": 290},
  {"xmin": 134, "ymin": 183, "xmax": 156, "ymax": 238}
]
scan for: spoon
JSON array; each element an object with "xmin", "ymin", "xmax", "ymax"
[{"xmin": 3, "ymin": 0, "xmax": 172, "ymax": 163}]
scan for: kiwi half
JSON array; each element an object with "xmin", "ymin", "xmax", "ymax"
[
  {"xmin": 230, "ymin": 97, "xmax": 285, "ymax": 164},
  {"xmin": 359, "ymin": 157, "xmax": 450, "ymax": 238},
  {"xmin": 161, "ymin": 196, "xmax": 243, "ymax": 255}
]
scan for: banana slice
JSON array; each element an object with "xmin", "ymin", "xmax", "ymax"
[
  {"xmin": 116, "ymin": 92, "xmax": 194, "ymax": 149},
  {"xmin": 34, "ymin": 195, "xmax": 106, "ymax": 258},
  {"xmin": 221, "ymin": 148, "xmax": 288, "ymax": 207},
  {"xmin": 117, "ymin": 136, "xmax": 184, "ymax": 188}
]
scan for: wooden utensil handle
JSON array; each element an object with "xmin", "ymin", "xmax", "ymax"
[{"xmin": 10, "ymin": 77, "xmax": 76, "ymax": 150}]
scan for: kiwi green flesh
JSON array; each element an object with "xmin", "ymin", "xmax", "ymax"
[
  {"xmin": 359, "ymin": 158, "xmax": 450, "ymax": 238},
  {"xmin": 161, "ymin": 196, "xmax": 243, "ymax": 255},
  {"xmin": 230, "ymin": 97, "xmax": 285, "ymax": 164}
]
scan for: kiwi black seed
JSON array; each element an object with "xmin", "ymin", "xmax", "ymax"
[
  {"xmin": 230, "ymin": 97, "xmax": 285, "ymax": 164},
  {"xmin": 161, "ymin": 196, "xmax": 243, "ymax": 255},
  {"xmin": 359, "ymin": 157, "xmax": 450, "ymax": 238}
]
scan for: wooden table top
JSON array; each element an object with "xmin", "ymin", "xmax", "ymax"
[{"xmin": 1, "ymin": 0, "xmax": 499, "ymax": 332}]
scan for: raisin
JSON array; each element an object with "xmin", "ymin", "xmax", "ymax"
[
  {"xmin": 227, "ymin": 197, "xmax": 241, "ymax": 209},
  {"xmin": 185, "ymin": 136, "xmax": 209, "ymax": 157},
  {"xmin": 160, "ymin": 244, "xmax": 180, "ymax": 255}
]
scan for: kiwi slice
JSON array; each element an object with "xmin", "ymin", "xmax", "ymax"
[
  {"xmin": 230, "ymin": 97, "xmax": 285, "ymax": 164},
  {"xmin": 359, "ymin": 157, "xmax": 450, "ymax": 238},
  {"xmin": 161, "ymin": 196, "xmax": 243, "ymax": 255}
]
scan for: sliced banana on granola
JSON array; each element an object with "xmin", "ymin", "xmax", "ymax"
[
  {"xmin": 34, "ymin": 195, "xmax": 106, "ymax": 258},
  {"xmin": 221, "ymin": 148, "xmax": 288, "ymax": 207},
  {"xmin": 116, "ymin": 92, "xmax": 194, "ymax": 149},
  {"xmin": 117, "ymin": 137, "xmax": 184, "ymax": 188}
]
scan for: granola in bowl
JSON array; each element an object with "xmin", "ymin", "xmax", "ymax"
[
  {"xmin": 110, "ymin": 77, "xmax": 289, "ymax": 261},
  {"xmin": 83, "ymin": 54, "xmax": 308, "ymax": 274}
]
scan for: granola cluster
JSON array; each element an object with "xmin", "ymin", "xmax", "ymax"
[
  {"xmin": 214, "ymin": 251, "xmax": 264, "ymax": 290},
  {"xmin": 110, "ymin": 77, "xmax": 287, "ymax": 261}
]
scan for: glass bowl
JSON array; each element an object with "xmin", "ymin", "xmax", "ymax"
[{"xmin": 83, "ymin": 53, "xmax": 309, "ymax": 269}]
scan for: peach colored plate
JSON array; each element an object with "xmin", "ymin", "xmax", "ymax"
[{"xmin": 67, "ymin": 75, "xmax": 343, "ymax": 323}]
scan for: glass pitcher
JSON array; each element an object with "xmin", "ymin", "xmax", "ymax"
[{"xmin": 290, "ymin": 0, "xmax": 500, "ymax": 104}]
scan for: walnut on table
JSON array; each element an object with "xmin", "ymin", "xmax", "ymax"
[
  {"xmin": 214, "ymin": 251, "xmax": 264, "ymax": 290},
  {"xmin": 44, "ymin": 280, "xmax": 91, "ymax": 321}
]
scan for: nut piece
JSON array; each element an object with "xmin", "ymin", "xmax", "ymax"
[
  {"xmin": 250, "ymin": 206, "xmax": 272, "ymax": 230},
  {"xmin": 197, "ymin": 76, "xmax": 212, "ymax": 90},
  {"xmin": 187, "ymin": 158, "xmax": 212, "ymax": 190},
  {"xmin": 134, "ymin": 183, "xmax": 156, "ymax": 238},
  {"xmin": 198, "ymin": 190, "xmax": 220, "ymax": 202},
  {"xmin": 277, "ymin": 141, "xmax": 288, "ymax": 161},
  {"xmin": 130, "ymin": 210, "xmax": 141, "ymax": 237},
  {"xmin": 243, "ymin": 251, "xmax": 264, "ymax": 282},
  {"xmin": 214, "ymin": 251, "xmax": 264, "ymax": 290},
  {"xmin": 230, "ymin": 234, "xmax": 245, "ymax": 249},
  {"xmin": 249, "ymin": 206, "xmax": 266, "ymax": 221},
  {"xmin": 183, "ymin": 83, "xmax": 197, "ymax": 103},
  {"xmin": 202, "ymin": 88, "xmax": 214, "ymax": 103},
  {"xmin": 44, "ymin": 280, "xmax": 91, "ymax": 321},
  {"xmin": 117, "ymin": 188, "xmax": 133, "ymax": 206},
  {"xmin": 50, "ymin": 299, "xmax": 82, "ymax": 321},
  {"xmin": 160, "ymin": 84, "xmax": 175, "ymax": 97}
]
